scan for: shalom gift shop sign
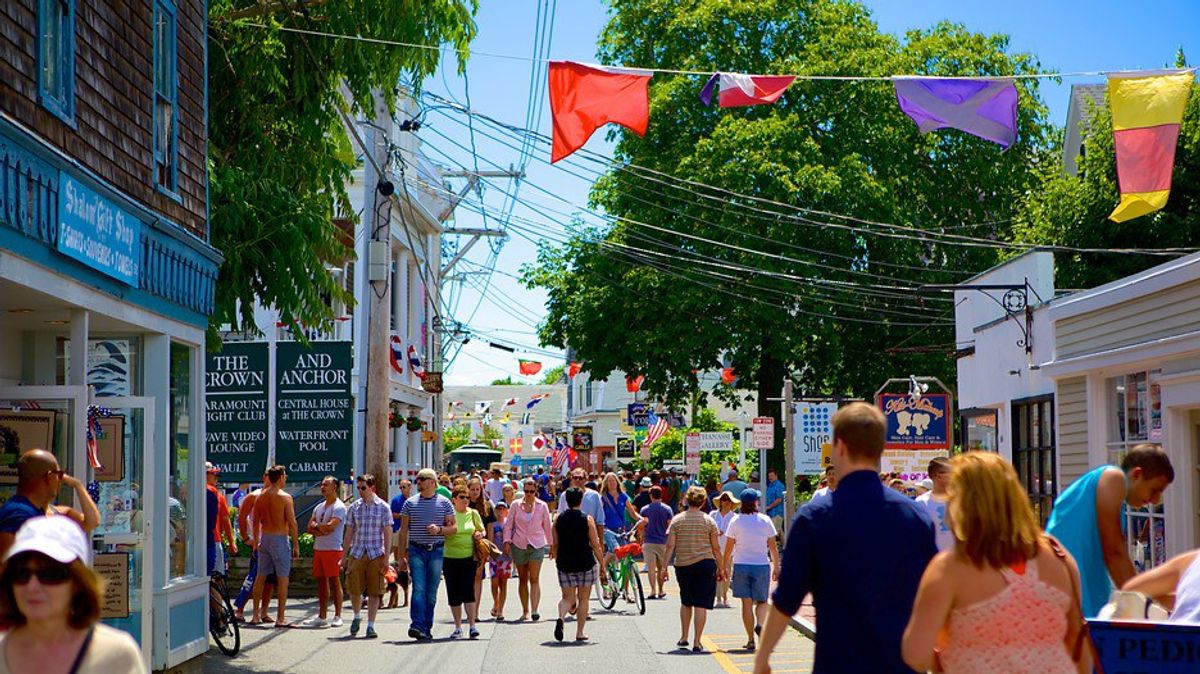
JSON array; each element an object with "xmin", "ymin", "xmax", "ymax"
[
  {"xmin": 877, "ymin": 393, "xmax": 952, "ymax": 451},
  {"xmin": 57, "ymin": 174, "xmax": 141, "ymax": 285}
]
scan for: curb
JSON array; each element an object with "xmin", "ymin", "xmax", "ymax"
[{"xmin": 788, "ymin": 615, "xmax": 817, "ymax": 641}]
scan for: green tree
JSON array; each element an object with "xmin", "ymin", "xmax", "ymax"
[
  {"xmin": 540, "ymin": 364, "xmax": 566, "ymax": 384},
  {"xmin": 443, "ymin": 422, "xmax": 473, "ymax": 452},
  {"xmin": 207, "ymin": 2, "xmax": 477, "ymax": 340},
  {"xmin": 490, "ymin": 376, "xmax": 522, "ymax": 385},
  {"xmin": 1012, "ymin": 52, "xmax": 1199, "ymax": 289},
  {"xmin": 524, "ymin": 0, "xmax": 1054, "ymax": 470}
]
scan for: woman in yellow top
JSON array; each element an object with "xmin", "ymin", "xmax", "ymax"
[{"xmin": 444, "ymin": 486, "xmax": 485, "ymax": 639}]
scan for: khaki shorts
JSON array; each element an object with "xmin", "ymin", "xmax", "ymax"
[
  {"xmin": 347, "ymin": 553, "xmax": 386, "ymax": 597},
  {"xmin": 643, "ymin": 543, "xmax": 668, "ymax": 568},
  {"xmin": 510, "ymin": 545, "xmax": 547, "ymax": 566}
]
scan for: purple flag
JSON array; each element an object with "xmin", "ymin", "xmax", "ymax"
[
  {"xmin": 698, "ymin": 74, "xmax": 720, "ymax": 106},
  {"xmin": 892, "ymin": 77, "xmax": 1018, "ymax": 149}
]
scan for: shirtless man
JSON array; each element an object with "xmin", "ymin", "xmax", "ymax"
[
  {"xmin": 250, "ymin": 465, "xmax": 299, "ymax": 626},
  {"xmin": 234, "ymin": 473, "xmax": 276, "ymax": 622}
]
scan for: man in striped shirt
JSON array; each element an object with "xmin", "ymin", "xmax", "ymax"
[{"xmin": 398, "ymin": 468, "xmax": 457, "ymax": 640}]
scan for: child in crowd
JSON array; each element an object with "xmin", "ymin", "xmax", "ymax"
[{"xmin": 489, "ymin": 501, "xmax": 512, "ymax": 621}]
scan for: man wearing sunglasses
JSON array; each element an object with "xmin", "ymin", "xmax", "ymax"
[
  {"xmin": 342, "ymin": 473, "xmax": 392, "ymax": 638},
  {"xmin": 398, "ymin": 468, "xmax": 457, "ymax": 640},
  {"xmin": 0, "ymin": 449, "xmax": 100, "ymax": 559}
]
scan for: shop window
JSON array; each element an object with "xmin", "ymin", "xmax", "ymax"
[
  {"xmin": 169, "ymin": 342, "xmax": 192, "ymax": 578},
  {"xmin": 38, "ymin": 0, "xmax": 75, "ymax": 123},
  {"xmin": 57, "ymin": 338, "xmax": 141, "ymax": 396},
  {"xmin": 152, "ymin": 0, "xmax": 179, "ymax": 194},
  {"xmin": 961, "ymin": 408, "xmax": 998, "ymax": 452},
  {"xmin": 1012, "ymin": 396, "xmax": 1055, "ymax": 526},
  {"xmin": 585, "ymin": 382, "xmax": 593, "ymax": 408},
  {"xmin": 1107, "ymin": 370, "xmax": 1166, "ymax": 571}
]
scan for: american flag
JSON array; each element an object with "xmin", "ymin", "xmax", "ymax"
[
  {"xmin": 551, "ymin": 435, "xmax": 569, "ymax": 474},
  {"xmin": 644, "ymin": 411, "xmax": 670, "ymax": 448}
]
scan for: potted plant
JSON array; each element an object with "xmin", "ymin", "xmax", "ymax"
[
  {"xmin": 388, "ymin": 402, "xmax": 405, "ymax": 428},
  {"xmin": 405, "ymin": 415, "xmax": 423, "ymax": 432}
]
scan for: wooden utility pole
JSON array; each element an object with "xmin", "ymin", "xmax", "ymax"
[{"xmin": 363, "ymin": 91, "xmax": 393, "ymax": 499}]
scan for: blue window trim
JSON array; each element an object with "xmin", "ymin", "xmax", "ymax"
[
  {"xmin": 152, "ymin": 0, "xmax": 180, "ymax": 198},
  {"xmin": 36, "ymin": 0, "xmax": 76, "ymax": 125}
]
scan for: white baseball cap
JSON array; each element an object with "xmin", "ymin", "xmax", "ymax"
[{"xmin": 4, "ymin": 516, "xmax": 90, "ymax": 564}]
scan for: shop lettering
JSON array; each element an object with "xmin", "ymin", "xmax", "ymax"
[
  {"xmin": 1098, "ymin": 635, "xmax": 1200, "ymax": 662},
  {"xmin": 278, "ymin": 368, "xmax": 347, "ymax": 387},
  {"xmin": 883, "ymin": 396, "xmax": 945, "ymax": 419},
  {"xmin": 216, "ymin": 462, "xmax": 250, "ymax": 474},
  {"xmin": 288, "ymin": 461, "xmax": 339, "ymax": 473}
]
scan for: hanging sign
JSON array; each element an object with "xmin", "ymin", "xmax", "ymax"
[
  {"xmin": 1088, "ymin": 619, "xmax": 1200, "ymax": 674},
  {"xmin": 615, "ymin": 436, "xmax": 636, "ymax": 460},
  {"xmin": 877, "ymin": 393, "xmax": 952, "ymax": 451},
  {"xmin": 752, "ymin": 417, "xmax": 775, "ymax": 449},
  {"xmin": 275, "ymin": 341, "xmax": 353, "ymax": 482},
  {"xmin": 57, "ymin": 174, "xmax": 141, "ymax": 285},
  {"xmin": 205, "ymin": 342, "xmax": 269, "ymax": 482},
  {"xmin": 794, "ymin": 403, "xmax": 836, "ymax": 475},
  {"xmin": 696, "ymin": 431, "xmax": 734, "ymax": 452},
  {"xmin": 685, "ymin": 432, "xmax": 701, "ymax": 474},
  {"xmin": 572, "ymin": 426, "xmax": 593, "ymax": 454}
]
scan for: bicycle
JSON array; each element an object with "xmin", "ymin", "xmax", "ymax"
[
  {"xmin": 208, "ymin": 572, "xmax": 241, "ymax": 656},
  {"xmin": 599, "ymin": 530, "xmax": 646, "ymax": 615}
]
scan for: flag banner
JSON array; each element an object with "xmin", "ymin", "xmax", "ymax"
[
  {"xmin": 521, "ymin": 412, "xmax": 531, "ymax": 425},
  {"xmin": 500, "ymin": 413, "xmax": 512, "ymax": 426},
  {"xmin": 1108, "ymin": 70, "xmax": 1193, "ymax": 222},
  {"xmin": 549, "ymin": 61, "xmax": 652, "ymax": 163},
  {"xmin": 449, "ymin": 400, "xmax": 463, "ymax": 408},
  {"xmin": 502, "ymin": 397, "xmax": 519, "ymax": 409},
  {"xmin": 526, "ymin": 393, "xmax": 551, "ymax": 409},
  {"xmin": 892, "ymin": 77, "xmax": 1018, "ymax": 149},
  {"xmin": 407, "ymin": 345, "xmax": 426, "ymax": 380},
  {"xmin": 389, "ymin": 335, "xmax": 405, "ymax": 375},
  {"xmin": 568, "ymin": 361, "xmax": 582, "ymax": 378},
  {"xmin": 518, "ymin": 359, "xmax": 543, "ymax": 376},
  {"xmin": 720, "ymin": 367, "xmax": 737, "ymax": 385},
  {"xmin": 475, "ymin": 400, "xmax": 492, "ymax": 415},
  {"xmin": 644, "ymin": 411, "xmax": 670, "ymax": 449},
  {"xmin": 699, "ymin": 73, "xmax": 795, "ymax": 107},
  {"xmin": 625, "ymin": 374, "xmax": 644, "ymax": 392},
  {"xmin": 532, "ymin": 434, "xmax": 547, "ymax": 452},
  {"xmin": 447, "ymin": 412, "xmax": 456, "ymax": 421}
]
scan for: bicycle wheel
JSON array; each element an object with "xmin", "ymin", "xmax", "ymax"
[
  {"xmin": 631, "ymin": 564, "xmax": 646, "ymax": 615},
  {"xmin": 210, "ymin": 583, "xmax": 241, "ymax": 656},
  {"xmin": 599, "ymin": 563, "xmax": 619, "ymax": 610}
]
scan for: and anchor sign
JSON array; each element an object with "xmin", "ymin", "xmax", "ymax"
[{"xmin": 275, "ymin": 341, "xmax": 353, "ymax": 481}]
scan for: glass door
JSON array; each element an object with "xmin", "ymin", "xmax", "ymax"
[
  {"xmin": 0, "ymin": 386, "xmax": 88, "ymax": 521},
  {"xmin": 87, "ymin": 395, "xmax": 154, "ymax": 660}
]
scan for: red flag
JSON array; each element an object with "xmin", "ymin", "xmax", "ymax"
[
  {"xmin": 721, "ymin": 367, "xmax": 737, "ymax": 385},
  {"xmin": 549, "ymin": 61, "xmax": 652, "ymax": 163},
  {"xmin": 518, "ymin": 359, "xmax": 542, "ymax": 376},
  {"xmin": 568, "ymin": 362, "xmax": 582, "ymax": 379},
  {"xmin": 626, "ymin": 374, "xmax": 644, "ymax": 392}
]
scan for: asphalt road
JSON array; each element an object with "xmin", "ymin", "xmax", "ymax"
[{"xmin": 200, "ymin": 560, "xmax": 815, "ymax": 673}]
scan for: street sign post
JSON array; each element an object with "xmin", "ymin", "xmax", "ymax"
[{"xmin": 752, "ymin": 417, "xmax": 774, "ymax": 449}]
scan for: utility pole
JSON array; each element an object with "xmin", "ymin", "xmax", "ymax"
[
  {"xmin": 783, "ymin": 379, "xmax": 795, "ymax": 531},
  {"xmin": 364, "ymin": 90, "xmax": 393, "ymax": 499}
]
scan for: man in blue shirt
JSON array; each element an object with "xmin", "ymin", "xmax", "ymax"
[
  {"xmin": 763, "ymin": 468, "xmax": 787, "ymax": 534},
  {"xmin": 756, "ymin": 402, "xmax": 936, "ymax": 674},
  {"xmin": 0, "ymin": 449, "xmax": 100, "ymax": 558},
  {"xmin": 636, "ymin": 486, "xmax": 674, "ymax": 599}
]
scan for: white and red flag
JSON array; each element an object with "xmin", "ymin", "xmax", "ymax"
[{"xmin": 699, "ymin": 73, "xmax": 795, "ymax": 108}]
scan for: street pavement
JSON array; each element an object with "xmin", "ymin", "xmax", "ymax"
[{"xmin": 200, "ymin": 561, "xmax": 816, "ymax": 673}]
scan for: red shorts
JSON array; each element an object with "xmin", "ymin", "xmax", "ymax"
[{"xmin": 313, "ymin": 550, "xmax": 343, "ymax": 578}]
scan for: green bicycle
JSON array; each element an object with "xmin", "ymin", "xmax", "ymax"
[{"xmin": 599, "ymin": 530, "xmax": 646, "ymax": 615}]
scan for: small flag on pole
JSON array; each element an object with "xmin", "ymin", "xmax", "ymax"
[
  {"xmin": 721, "ymin": 367, "xmax": 737, "ymax": 385},
  {"xmin": 1107, "ymin": 70, "xmax": 1193, "ymax": 222},
  {"xmin": 568, "ymin": 362, "xmax": 582, "ymax": 379},
  {"xmin": 475, "ymin": 401, "xmax": 492, "ymax": 415},
  {"xmin": 626, "ymin": 375, "xmax": 644, "ymax": 393},
  {"xmin": 526, "ymin": 393, "xmax": 551, "ymax": 409}
]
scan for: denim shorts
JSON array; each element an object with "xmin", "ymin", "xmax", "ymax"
[
  {"xmin": 603, "ymin": 529, "xmax": 620, "ymax": 554},
  {"xmin": 731, "ymin": 563, "xmax": 770, "ymax": 602}
]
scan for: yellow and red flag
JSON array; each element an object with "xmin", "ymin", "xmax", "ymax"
[{"xmin": 1108, "ymin": 70, "xmax": 1193, "ymax": 222}]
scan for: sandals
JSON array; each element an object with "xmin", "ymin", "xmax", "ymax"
[
  {"xmin": 692, "ymin": 644, "xmax": 705, "ymax": 653},
  {"xmin": 676, "ymin": 639, "xmax": 689, "ymax": 648},
  {"xmin": 743, "ymin": 640, "xmax": 756, "ymax": 651},
  {"xmin": 575, "ymin": 635, "xmax": 589, "ymax": 642}
]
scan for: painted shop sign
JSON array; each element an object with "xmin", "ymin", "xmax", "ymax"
[
  {"xmin": 205, "ymin": 343, "xmax": 269, "ymax": 483},
  {"xmin": 275, "ymin": 341, "xmax": 353, "ymax": 482},
  {"xmin": 57, "ymin": 174, "xmax": 141, "ymax": 285},
  {"xmin": 877, "ymin": 393, "xmax": 952, "ymax": 451},
  {"xmin": 1089, "ymin": 619, "xmax": 1200, "ymax": 673}
]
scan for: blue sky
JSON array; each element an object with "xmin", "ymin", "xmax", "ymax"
[{"xmin": 426, "ymin": 0, "xmax": 1199, "ymax": 386}]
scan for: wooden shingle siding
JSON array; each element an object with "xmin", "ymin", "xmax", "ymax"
[
  {"xmin": 0, "ymin": 0, "xmax": 206, "ymax": 239},
  {"xmin": 1056, "ymin": 376, "xmax": 1089, "ymax": 488},
  {"xmin": 1057, "ymin": 279, "xmax": 1200, "ymax": 359}
]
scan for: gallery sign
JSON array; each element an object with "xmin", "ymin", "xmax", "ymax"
[
  {"xmin": 275, "ymin": 341, "xmax": 353, "ymax": 482},
  {"xmin": 205, "ymin": 342, "xmax": 270, "ymax": 483},
  {"xmin": 57, "ymin": 174, "xmax": 141, "ymax": 285},
  {"xmin": 877, "ymin": 393, "xmax": 952, "ymax": 451}
]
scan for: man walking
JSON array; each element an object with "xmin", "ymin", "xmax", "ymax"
[
  {"xmin": 1047, "ymin": 444, "xmax": 1174, "ymax": 617},
  {"xmin": 914, "ymin": 457, "xmax": 954, "ymax": 552},
  {"xmin": 205, "ymin": 462, "xmax": 238, "ymax": 576},
  {"xmin": 763, "ymin": 468, "xmax": 786, "ymax": 535},
  {"xmin": 304, "ymin": 476, "xmax": 346, "ymax": 628},
  {"xmin": 557, "ymin": 469, "xmax": 605, "ymax": 528},
  {"xmin": 722, "ymin": 469, "xmax": 748, "ymax": 499},
  {"xmin": 637, "ymin": 486, "xmax": 673, "ymax": 599},
  {"xmin": 486, "ymin": 468, "xmax": 507, "ymax": 505},
  {"xmin": 0, "ymin": 449, "xmax": 100, "ymax": 558},
  {"xmin": 755, "ymin": 403, "xmax": 936, "ymax": 674},
  {"xmin": 398, "ymin": 468, "xmax": 457, "ymax": 640},
  {"xmin": 250, "ymin": 465, "xmax": 299, "ymax": 626},
  {"xmin": 341, "ymin": 473, "xmax": 390, "ymax": 638}
]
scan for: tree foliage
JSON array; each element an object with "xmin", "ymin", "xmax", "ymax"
[
  {"xmin": 207, "ymin": 1, "xmax": 477, "ymax": 340},
  {"xmin": 1012, "ymin": 53, "xmax": 1199, "ymax": 289},
  {"xmin": 524, "ymin": 0, "xmax": 1054, "ymax": 420}
]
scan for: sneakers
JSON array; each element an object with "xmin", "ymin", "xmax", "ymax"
[
  {"xmin": 469, "ymin": 627, "xmax": 479, "ymax": 640},
  {"xmin": 300, "ymin": 617, "xmax": 328, "ymax": 628},
  {"xmin": 449, "ymin": 627, "xmax": 463, "ymax": 639},
  {"xmin": 408, "ymin": 626, "xmax": 422, "ymax": 640},
  {"xmin": 330, "ymin": 616, "xmax": 343, "ymax": 628},
  {"xmin": 365, "ymin": 626, "xmax": 378, "ymax": 639},
  {"xmin": 349, "ymin": 617, "xmax": 361, "ymax": 636}
]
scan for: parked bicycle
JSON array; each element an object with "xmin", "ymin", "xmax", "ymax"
[
  {"xmin": 209, "ymin": 572, "xmax": 241, "ymax": 656},
  {"xmin": 599, "ymin": 530, "xmax": 646, "ymax": 615}
]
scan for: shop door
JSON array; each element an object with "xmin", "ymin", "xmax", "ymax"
[
  {"xmin": 0, "ymin": 385, "xmax": 89, "ymax": 514},
  {"xmin": 86, "ymin": 395, "xmax": 155, "ymax": 660}
]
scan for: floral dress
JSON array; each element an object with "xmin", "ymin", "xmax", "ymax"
[{"xmin": 489, "ymin": 520, "xmax": 512, "ymax": 579}]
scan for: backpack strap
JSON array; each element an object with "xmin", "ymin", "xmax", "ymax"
[{"xmin": 1045, "ymin": 535, "xmax": 1089, "ymax": 663}]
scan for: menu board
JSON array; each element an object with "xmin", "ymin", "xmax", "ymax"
[
  {"xmin": 205, "ymin": 343, "xmax": 270, "ymax": 482},
  {"xmin": 94, "ymin": 553, "xmax": 129, "ymax": 619},
  {"xmin": 274, "ymin": 341, "xmax": 353, "ymax": 482}
]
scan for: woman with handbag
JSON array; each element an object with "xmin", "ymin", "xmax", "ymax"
[
  {"xmin": 443, "ymin": 486, "xmax": 485, "ymax": 639},
  {"xmin": 901, "ymin": 452, "xmax": 1092, "ymax": 674}
]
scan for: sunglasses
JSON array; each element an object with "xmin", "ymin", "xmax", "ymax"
[
  {"xmin": 10, "ymin": 563, "xmax": 71, "ymax": 585},
  {"xmin": 357, "ymin": 485, "xmax": 369, "ymax": 491},
  {"xmin": 523, "ymin": 488, "xmax": 536, "ymax": 493},
  {"xmin": 571, "ymin": 476, "xmax": 585, "ymax": 481},
  {"xmin": 455, "ymin": 495, "xmax": 469, "ymax": 501}
]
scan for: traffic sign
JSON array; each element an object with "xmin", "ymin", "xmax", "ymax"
[{"xmin": 752, "ymin": 417, "xmax": 774, "ymax": 449}]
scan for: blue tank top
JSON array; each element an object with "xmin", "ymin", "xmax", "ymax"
[{"xmin": 1046, "ymin": 465, "xmax": 1125, "ymax": 617}]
